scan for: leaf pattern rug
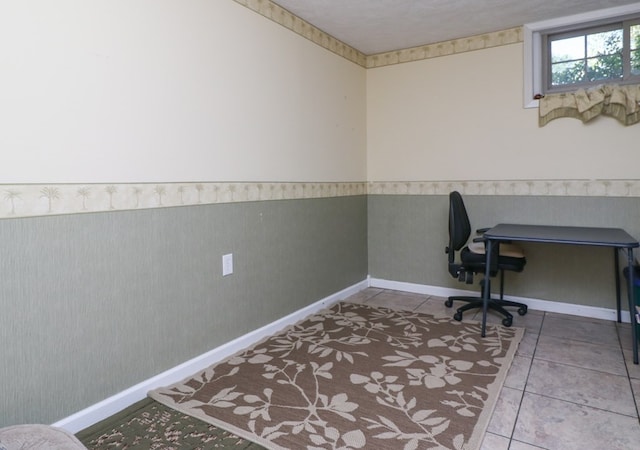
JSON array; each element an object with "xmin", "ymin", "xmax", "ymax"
[{"xmin": 149, "ymin": 302, "xmax": 523, "ymax": 450}]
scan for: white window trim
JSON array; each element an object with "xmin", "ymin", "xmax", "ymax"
[{"xmin": 523, "ymin": 2, "xmax": 640, "ymax": 108}]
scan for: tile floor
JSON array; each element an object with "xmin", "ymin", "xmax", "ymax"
[{"xmin": 344, "ymin": 288, "xmax": 640, "ymax": 450}]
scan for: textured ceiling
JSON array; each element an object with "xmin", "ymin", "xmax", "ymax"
[{"xmin": 270, "ymin": 0, "xmax": 640, "ymax": 55}]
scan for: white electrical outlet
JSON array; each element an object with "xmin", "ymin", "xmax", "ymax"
[{"xmin": 222, "ymin": 253, "xmax": 233, "ymax": 276}]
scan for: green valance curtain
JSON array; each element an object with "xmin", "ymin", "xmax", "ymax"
[{"xmin": 539, "ymin": 83, "xmax": 640, "ymax": 126}]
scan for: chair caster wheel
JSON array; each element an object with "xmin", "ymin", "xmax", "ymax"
[
  {"xmin": 502, "ymin": 316, "xmax": 513, "ymax": 327},
  {"xmin": 518, "ymin": 306, "xmax": 528, "ymax": 316},
  {"xmin": 445, "ymin": 299, "xmax": 453, "ymax": 308},
  {"xmin": 453, "ymin": 311, "xmax": 463, "ymax": 321}
]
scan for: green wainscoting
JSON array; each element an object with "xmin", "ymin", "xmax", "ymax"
[
  {"xmin": 368, "ymin": 194, "xmax": 640, "ymax": 309},
  {"xmin": 0, "ymin": 196, "xmax": 367, "ymax": 427},
  {"xmin": 3, "ymin": 191, "xmax": 639, "ymax": 428}
]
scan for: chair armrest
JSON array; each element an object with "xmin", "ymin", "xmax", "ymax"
[
  {"xmin": 473, "ymin": 227, "xmax": 490, "ymax": 244},
  {"xmin": 475, "ymin": 227, "xmax": 513, "ymax": 245}
]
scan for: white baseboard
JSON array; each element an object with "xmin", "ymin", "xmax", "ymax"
[
  {"xmin": 54, "ymin": 275, "xmax": 630, "ymax": 433},
  {"xmin": 368, "ymin": 278, "xmax": 632, "ymax": 323},
  {"xmin": 53, "ymin": 279, "xmax": 369, "ymax": 433}
]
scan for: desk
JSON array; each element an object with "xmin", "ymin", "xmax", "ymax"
[{"xmin": 481, "ymin": 224, "xmax": 640, "ymax": 364}]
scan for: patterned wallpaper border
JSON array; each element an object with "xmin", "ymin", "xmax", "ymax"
[
  {"xmin": 233, "ymin": 0, "xmax": 367, "ymax": 67},
  {"xmin": 233, "ymin": 0, "xmax": 522, "ymax": 69},
  {"xmin": 368, "ymin": 179, "xmax": 640, "ymax": 197},
  {"xmin": 365, "ymin": 27, "xmax": 523, "ymax": 68},
  {"xmin": 2, "ymin": 180, "xmax": 639, "ymax": 219},
  {"xmin": 0, "ymin": 182, "xmax": 366, "ymax": 219}
]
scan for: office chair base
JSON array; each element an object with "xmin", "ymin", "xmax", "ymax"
[{"xmin": 446, "ymin": 296, "xmax": 527, "ymax": 327}]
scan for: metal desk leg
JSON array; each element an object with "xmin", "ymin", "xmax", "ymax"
[
  {"xmin": 615, "ymin": 248, "xmax": 621, "ymax": 323},
  {"xmin": 481, "ymin": 240, "xmax": 493, "ymax": 338},
  {"xmin": 627, "ymin": 248, "xmax": 638, "ymax": 364}
]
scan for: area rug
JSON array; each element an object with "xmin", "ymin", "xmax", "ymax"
[
  {"xmin": 77, "ymin": 397, "xmax": 266, "ymax": 449},
  {"xmin": 149, "ymin": 302, "xmax": 523, "ymax": 450}
]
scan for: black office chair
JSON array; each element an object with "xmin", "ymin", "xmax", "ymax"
[{"xmin": 444, "ymin": 191, "xmax": 528, "ymax": 327}]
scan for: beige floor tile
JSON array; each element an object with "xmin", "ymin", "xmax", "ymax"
[
  {"xmin": 418, "ymin": 295, "xmax": 484, "ymax": 322},
  {"xmin": 471, "ymin": 309, "xmax": 509, "ymax": 325},
  {"xmin": 616, "ymin": 322, "xmax": 632, "ymax": 350},
  {"xmin": 342, "ymin": 287, "xmax": 384, "ymax": 304},
  {"xmin": 526, "ymin": 359, "xmax": 636, "ymax": 416},
  {"xmin": 508, "ymin": 441, "xmax": 547, "ymax": 449},
  {"xmin": 343, "ymin": 288, "xmax": 640, "ymax": 449},
  {"xmin": 487, "ymin": 387, "xmax": 523, "ymax": 437},
  {"xmin": 415, "ymin": 296, "xmax": 459, "ymax": 318},
  {"xmin": 504, "ymin": 355, "xmax": 532, "ymax": 391},
  {"xmin": 540, "ymin": 315, "xmax": 619, "ymax": 347},
  {"xmin": 545, "ymin": 310, "xmax": 614, "ymax": 324},
  {"xmin": 471, "ymin": 309, "xmax": 543, "ymax": 333},
  {"xmin": 622, "ymin": 347, "xmax": 640, "ymax": 379},
  {"xmin": 513, "ymin": 310, "xmax": 544, "ymax": 334},
  {"xmin": 630, "ymin": 378, "xmax": 640, "ymax": 413},
  {"xmin": 535, "ymin": 335, "xmax": 626, "ymax": 375},
  {"xmin": 480, "ymin": 432, "xmax": 510, "ymax": 450},
  {"xmin": 363, "ymin": 290, "xmax": 428, "ymax": 311},
  {"xmin": 513, "ymin": 392, "xmax": 640, "ymax": 450},
  {"xmin": 516, "ymin": 332, "xmax": 538, "ymax": 357}
]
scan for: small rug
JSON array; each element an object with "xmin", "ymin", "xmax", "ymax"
[
  {"xmin": 149, "ymin": 302, "xmax": 523, "ymax": 450},
  {"xmin": 77, "ymin": 397, "xmax": 265, "ymax": 449}
]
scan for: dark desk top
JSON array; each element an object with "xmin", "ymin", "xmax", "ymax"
[{"xmin": 484, "ymin": 224, "xmax": 639, "ymax": 248}]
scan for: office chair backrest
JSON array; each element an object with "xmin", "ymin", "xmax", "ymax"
[{"xmin": 449, "ymin": 191, "xmax": 471, "ymax": 252}]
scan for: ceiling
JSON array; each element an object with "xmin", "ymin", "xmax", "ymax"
[{"xmin": 270, "ymin": 0, "xmax": 640, "ymax": 55}]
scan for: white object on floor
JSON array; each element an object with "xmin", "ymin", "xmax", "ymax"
[{"xmin": 0, "ymin": 424, "xmax": 86, "ymax": 450}]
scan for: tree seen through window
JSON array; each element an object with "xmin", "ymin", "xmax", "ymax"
[{"xmin": 548, "ymin": 22, "xmax": 640, "ymax": 89}]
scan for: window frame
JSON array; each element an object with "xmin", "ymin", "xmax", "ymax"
[
  {"xmin": 543, "ymin": 19, "xmax": 640, "ymax": 94},
  {"xmin": 524, "ymin": 3, "xmax": 640, "ymax": 108}
]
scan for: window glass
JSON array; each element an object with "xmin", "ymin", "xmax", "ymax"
[
  {"xmin": 551, "ymin": 36, "xmax": 584, "ymax": 62},
  {"xmin": 632, "ymin": 24, "xmax": 640, "ymax": 75},
  {"xmin": 549, "ymin": 28, "xmax": 624, "ymax": 88},
  {"xmin": 524, "ymin": 6, "xmax": 640, "ymax": 107},
  {"xmin": 586, "ymin": 29, "xmax": 622, "ymax": 57},
  {"xmin": 551, "ymin": 61, "xmax": 584, "ymax": 85}
]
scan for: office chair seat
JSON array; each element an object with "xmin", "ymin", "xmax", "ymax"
[
  {"xmin": 445, "ymin": 191, "xmax": 528, "ymax": 327},
  {"xmin": 462, "ymin": 244, "xmax": 525, "ymax": 273},
  {"xmin": 467, "ymin": 241, "xmax": 524, "ymax": 258}
]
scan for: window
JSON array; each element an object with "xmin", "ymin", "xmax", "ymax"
[
  {"xmin": 543, "ymin": 20, "xmax": 640, "ymax": 93},
  {"xmin": 524, "ymin": 3, "xmax": 640, "ymax": 108}
]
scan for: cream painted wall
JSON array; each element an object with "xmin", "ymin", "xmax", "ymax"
[
  {"xmin": 0, "ymin": 0, "xmax": 366, "ymax": 183},
  {"xmin": 366, "ymin": 43, "xmax": 640, "ymax": 182}
]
